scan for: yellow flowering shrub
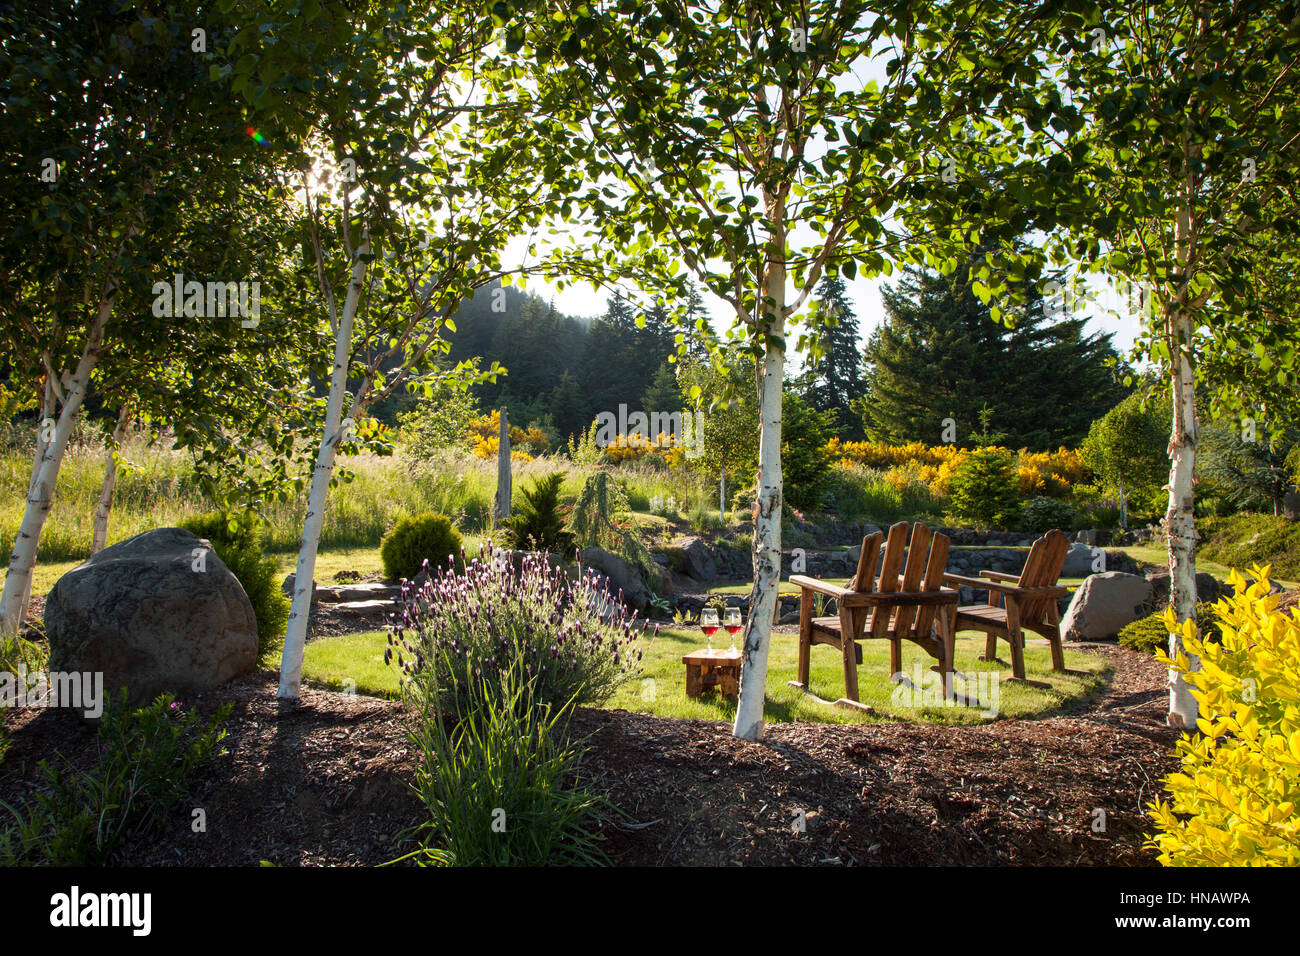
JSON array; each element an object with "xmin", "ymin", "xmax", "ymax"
[
  {"xmin": 468, "ymin": 411, "xmax": 549, "ymax": 460},
  {"xmin": 603, "ymin": 431, "xmax": 676, "ymax": 465},
  {"xmin": 1147, "ymin": 567, "xmax": 1300, "ymax": 866},
  {"xmin": 1017, "ymin": 448, "xmax": 1088, "ymax": 498},
  {"xmin": 883, "ymin": 459, "xmax": 940, "ymax": 491},
  {"xmin": 824, "ymin": 440, "xmax": 1087, "ymax": 499},
  {"xmin": 825, "ymin": 439, "xmax": 959, "ymax": 470}
]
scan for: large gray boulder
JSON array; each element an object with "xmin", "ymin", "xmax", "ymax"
[
  {"xmin": 46, "ymin": 528, "xmax": 258, "ymax": 708},
  {"xmin": 579, "ymin": 547, "xmax": 651, "ymax": 613},
  {"xmin": 1061, "ymin": 571, "xmax": 1153, "ymax": 641}
]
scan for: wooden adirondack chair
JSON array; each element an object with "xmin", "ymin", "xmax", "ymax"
[
  {"xmin": 789, "ymin": 521, "xmax": 958, "ymax": 711},
  {"xmin": 942, "ymin": 529, "xmax": 1071, "ymax": 684}
]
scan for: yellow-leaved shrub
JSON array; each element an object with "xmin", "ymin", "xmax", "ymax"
[
  {"xmin": 1147, "ymin": 566, "xmax": 1300, "ymax": 866},
  {"xmin": 822, "ymin": 440, "xmax": 1086, "ymax": 500}
]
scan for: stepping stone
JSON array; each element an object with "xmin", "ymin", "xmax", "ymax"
[
  {"xmin": 333, "ymin": 600, "xmax": 397, "ymax": 621},
  {"xmin": 315, "ymin": 583, "xmax": 401, "ymax": 604}
]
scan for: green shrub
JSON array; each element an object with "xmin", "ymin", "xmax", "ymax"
[
  {"xmin": 781, "ymin": 393, "xmax": 835, "ymax": 511},
  {"xmin": 180, "ymin": 512, "xmax": 289, "ymax": 663},
  {"xmin": 503, "ymin": 473, "xmax": 575, "ymax": 556},
  {"xmin": 1017, "ymin": 496, "xmax": 1079, "ymax": 534},
  {"xmin": 947, "ymin": 448, "xmax": 1020, "ymax": 528},
  {"xmin": 1119, "ymin": 602, "xmax": 1220, "ymax": 656},
  {"xmin": 398, "ymin": 656, "xmax": 609, "ymax": 867},
  {"xmin": 1147, "ymin": 571, "xmax": 1300, "ymax": 865},
  {"xmin": 1199, "ymin": 513, "xmax": 1300, "ymax": 580},
  {"xmin": 380, "ymin": 512, "xmax": 463, "ymax": 581},
  {"xmin": 0, "ymin": 692, "xmax": 229, "ymax": 865},
  {"xmin": 569, "ymin": 471, "xmax": 654, "ymax": 574}
]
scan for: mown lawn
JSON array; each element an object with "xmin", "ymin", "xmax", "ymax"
[{"xmin": 303, "ymin": 625, "xmax": 1109, "ymax": 726}]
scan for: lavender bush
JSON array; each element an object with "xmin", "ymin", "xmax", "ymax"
[{"xmin": 386, "ymin": 548, "xmax": 648, "ymax": 713}]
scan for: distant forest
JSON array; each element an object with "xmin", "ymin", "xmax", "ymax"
[
  {"xmin": 371, "ymin": 260, "xmax": 1129, "ymax": 453},
  {"xmin": 372, "ymin": 280, "xmax": 695, "ymax": 445}
]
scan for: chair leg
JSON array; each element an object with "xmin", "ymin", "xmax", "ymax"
[
  {"xmin": 795, "ymin": 589, "xmax": 812, "ymax": 688},
  {"xmin": 1046, "ymin": 603, "xmax": 1065, "ymax": 671},
  {"xmin": 939, "ymin": 606, "xmax": 956, "ymax": 700},
  {"xmin": 838, "ymin": 607, "xmax": 859, "ymax": 701},
  {"xmin": 1005, "ymin": 600, "xmax": 1026, "ymax": 680},
  {"xmin": 982, "ymin": 632, "xmax": 997, "ymax": 662},
  {"xmin": 889, "ymin": 637, "xmax": 902, "ymax": 679}
]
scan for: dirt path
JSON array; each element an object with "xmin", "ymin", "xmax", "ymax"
[{"xmin": 0, "ymin": 644, "xmax": 1176, "ymax": 866}]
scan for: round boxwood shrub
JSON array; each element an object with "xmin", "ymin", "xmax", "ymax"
[
  {"xmin": 1119, "ymin": 601, "xmax": 1220, "ymax": 656},
  {"xmin": 1017, "ymin": 496, "xmax": 1080, "ymax": 534},
  {"xmin": 381, "ymin": 512, "xmax": 463, "ymax": 582},
  {"xmin": 178, "ymin": 511, "xmax": 289, "ymax": 664}
]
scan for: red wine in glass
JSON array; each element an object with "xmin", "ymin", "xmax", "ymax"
[
  {"xmin": 701, "ymin": 609, "xmax": 720, "ymax": 650},
  {"xmin": 724, "ymin": 608, "xmax": 742, "ymax": 649}
]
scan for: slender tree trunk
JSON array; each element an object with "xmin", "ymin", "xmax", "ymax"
[
  {"xmin": 27, "ymin": 374, "xmax": 54, "ymax": 499},
  {"xmin": 494, "ymin": 406, "xmax": 511, "ymax": 525},
  {"xmin": 277, "ymin": 238, "xmax": 369, "ymax": 700},
  {"xmin": 0, "ymin": 301, "xmax": 110, "ymax": 635},
  {"xmin": 1118, "ymin": 477, "xmax": 1127, "ymax": 531},
  {"xmin": 91, "ymin": 404, "xmax": 133, "ymax": 554},
  {"xmin": 1166, "ymin": 198, "xmax": 1200, "ymax": 731},
  {"xmin": 733, "ymin": 235, "xmax": 786, "ymax": 742}
]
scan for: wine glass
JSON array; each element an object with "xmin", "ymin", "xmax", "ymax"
[
  {"xmin": 724, "ymin": 607, "xmax": 742, "ymax": 650},
  {"xmin": 700, "ymin": 608, "xmax": 719, "ymax": 651}
]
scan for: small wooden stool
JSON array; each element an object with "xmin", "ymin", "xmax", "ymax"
[{"xmin": 683, "ymin": 647, "xmax": 743, "ymax": 700}]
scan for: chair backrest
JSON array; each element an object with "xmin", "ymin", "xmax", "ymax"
[
  {"xmin": 845, "ymin": 530, "xmax": 884, "ymax": 638},
  {"xmin": 868, "ymin": 521, "xmax": 949, "ymax": 640},
  {"xmin": 1015, "ymin": 529, "xmax": 1070, "ymax": 623}
]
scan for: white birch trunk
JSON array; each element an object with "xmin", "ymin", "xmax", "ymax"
[
  {"xmin": 277, "ymin": 238, "xmax": 370, "ymax": 700},
  {"xmin": 733, "ymin": 242, "xmax": 786, "ymax": 742},
  {"xmin": 91, "ymin": 405, "xmax": 133, "ymax": 554},
  {"xmin": 1166, "ymin": 199, "xmax": 1200, "ymax": 730},
  {"xmin": 0, "ymin": 302, "xmax": 109, "ymax": 635},
  {"xmin": 27, "ymin": 374, "xmax": 54, "ymax": 499}
]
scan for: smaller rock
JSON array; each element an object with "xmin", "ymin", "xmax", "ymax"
[
  {"xmin": 334, "ymin": 600, "xmax": 397, "ymax": 621},
  {"xmin": 580, "ymin": 547, "xmax": 651, "ymax": 613},
  {"xmin": 282, "ymin": 572, "xmax": 317, "ymax": 599},
  {"xmin": 1061, "ymin": 541, "xmax": 1101, "ymax": 577},
  {"xmin": 669, "ymin": 536, "xmax": 718, "ymax": 583}
]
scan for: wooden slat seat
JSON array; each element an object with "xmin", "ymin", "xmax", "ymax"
[
  {"xmin": 790, "ymin": 521, "xmax": 958, "ymax": 709},
  {"xmin": 953, "ymin": 604, "xmax": 1004, "ymax": 623},
  {"xmin": 944, "ymin": 529, "xmax": 1071, "ymax": 682}
]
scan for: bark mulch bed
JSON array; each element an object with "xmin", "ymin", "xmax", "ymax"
[{"xmin": 0, "ymin": 643, "xmax": 1177, "ymax": 866}]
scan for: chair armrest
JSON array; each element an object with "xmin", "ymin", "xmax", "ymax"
[
  {"xmin": 842, "ymin": 588, "xmax": 958, "ymax": 608},
  {"xmin": 944, "ymin": 574, "xmax": 1067, "ymax": 599},
  {"xmin": 979, "ymin": 570, "xmax": 1021, "ymax": 584},
  {"xmin": 789, "ymin": 575, "xmax": 853, "ymax": 601},
  {"xmin": 943, "ymin": 573, "xmax": 989, "ymax": 589}
]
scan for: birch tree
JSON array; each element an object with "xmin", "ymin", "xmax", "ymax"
[
  {"xmin": 981, "ymin": 0, "xmax": 1300, "ymax": 728},
  {"xmin": 528, "ymin": 0, "xmax": 1068, "ymax": 740},
  {"xmin": 0, "ymin": 1, "xmax": 305, "ymax": 634},
  {"xmin": 215, "ymin": 0, "xmax": 578, "ymax": 699}
]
